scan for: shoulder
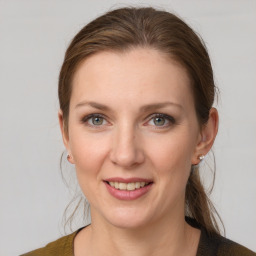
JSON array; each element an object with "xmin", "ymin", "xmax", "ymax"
[
  {"xmin": 198, "ymin": 228, "xmax": 256, "ymax": 256},
  {"xmin": 185, "ymin": 217, "xmax": 256, "ymax": 256},
  {"xmin": 217, "ymin": 236, "xmax": 256, "ymax": 256},
  {"xmin": 20, "ymin": 229, "xmax": 81, "ymax": 256}
]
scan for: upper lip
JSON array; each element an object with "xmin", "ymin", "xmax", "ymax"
[{"xmin": 104, "ymin": 177, "xmax": 153, "ymax": 183}]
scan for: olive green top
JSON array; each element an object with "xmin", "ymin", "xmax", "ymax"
[{"xmin": 21, "ymin": 219, "xmax": 256, "ymax": 256}]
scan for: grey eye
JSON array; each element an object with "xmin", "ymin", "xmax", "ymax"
[
  {"xmin": 153, "ymin": 117, "xmax": 166, "ymax": 126},
  {"xmin": 92, "ymin": 116, "xmax": 104, "ymax": 125}
]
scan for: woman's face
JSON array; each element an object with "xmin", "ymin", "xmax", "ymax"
[{"xmin": 61, "ymin": 48, "xmax": 203, "ymax": 228}]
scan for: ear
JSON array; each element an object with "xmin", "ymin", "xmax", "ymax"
[
  {"xmin": 191, "ymin": 107, "xmax": 219, "ymax": 165},
  {"xmin": 58, "ymin": 110, "xmax": 74, "ymax": 164}
]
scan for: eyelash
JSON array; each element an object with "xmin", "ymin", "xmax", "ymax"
[
  {"xmin": 81, "ymin": 114, "xmax": 107, "ymax": 128},
  {"xmin": 80, "ymin": 113, "xmax": 176, "ymax": 129},
  {"xmin": 146, "ymin": 113, "xmax": 176, "ymax": 128}
]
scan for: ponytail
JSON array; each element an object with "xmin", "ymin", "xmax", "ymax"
[{"xmin": 185, "ymin": 164, "xmax": 224, "ymax": 236}]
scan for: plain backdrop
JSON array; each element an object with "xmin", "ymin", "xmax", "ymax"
[{"xmin": 0, "ymin": 0, "xmax": 255, "ymax": 255}]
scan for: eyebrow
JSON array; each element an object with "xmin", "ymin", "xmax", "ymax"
[
  {"xmin": 75, "ymin": 101, "xmax": 110, "ymax": 111},
  {"xmin": 75, "ymin": 101, "xmax": 183, "ymax": 111},
  {"xmin": 140, "ymin": 102, "xmax": 183, "ymax": 112}
]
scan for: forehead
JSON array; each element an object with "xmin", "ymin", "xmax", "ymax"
[{"xmin": 71, "ymin": 48, "xmax": 194, "ymax": 110}]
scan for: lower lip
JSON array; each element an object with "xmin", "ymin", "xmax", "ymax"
[{"xmin": 104, "ymin": 182, "xmax": 153, "ymax": 200}]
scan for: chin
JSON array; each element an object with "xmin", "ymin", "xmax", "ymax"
[
  {"xmin": 102, "ymin": 207, "xmax": 153, "ymax": 230},
  {"xmin": 109, "ymin": 218, "xmax": 149, "ymax": 230}
]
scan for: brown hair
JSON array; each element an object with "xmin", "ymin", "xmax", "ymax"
[{"xmin": 59, "ymin": 7, "xmax": 223, "ymax": 235}]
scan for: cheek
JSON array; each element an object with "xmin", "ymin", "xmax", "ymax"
[
  {"xmin": 69, "ymin": 131, "xmax": 110, "ymax": 176},
  {"xmin": 146, "ymin": 131, "xmax": 195, "ymax": 170},
  {"xmin": 68, "ymin": 131, "xmax": 111, "ymax": 203},
  {"xmin": 145, "ymin": 130, "xmax": 197, "ymax": 199}
]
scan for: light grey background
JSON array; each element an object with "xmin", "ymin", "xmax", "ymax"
[{"xmin": 0, "ymin": 0, "xmax": 255, "ymax": 255}]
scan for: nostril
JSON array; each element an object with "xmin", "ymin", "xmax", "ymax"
[{"xmin": 109, "ymin": 149, "xmax": 145, "ymax": 168}]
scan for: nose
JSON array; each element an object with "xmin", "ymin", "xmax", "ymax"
[{"xmin": 109, "ymin": 125, "xmax": 145, "ymax": 168}]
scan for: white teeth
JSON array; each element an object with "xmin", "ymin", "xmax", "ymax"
[
  {"xmin": 119, "ymin": 183, "xmax": 127, "ymax": 190},
  {"xmin": 127, "ymin": 183, "xmax": 135, "ymax": 191},
  {"xmin": 135, "ymin": 182, "xmax": 140, "ymax": 189},
  {"xmin": 108, "ymin": 181, "xmax": 150, "ymax": 191}
]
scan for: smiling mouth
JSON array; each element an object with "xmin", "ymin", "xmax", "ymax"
[{"xmin": 105, "ymin": 181, "xmax": 152, "ymax": 191}]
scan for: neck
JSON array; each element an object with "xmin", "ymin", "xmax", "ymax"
[{"xmin": 75, "ymin": 210, "xmax": 200, "ymax": 256}]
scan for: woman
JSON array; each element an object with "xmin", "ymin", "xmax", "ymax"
[{"xmin": 22, "ymin": 7, "xmax": 256, "ymax": 256}]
